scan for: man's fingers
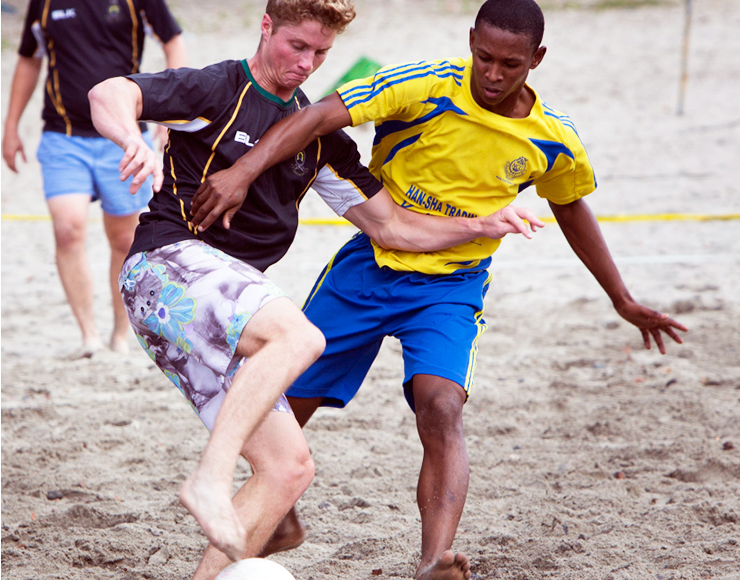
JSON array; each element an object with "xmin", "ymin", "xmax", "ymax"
[
  {"xmin": 153, "ymin": 164, "xmax": 164, "ymax": 193},
  {"xmin": 222, "ymin": 208, "xmax": 238, "ymax": 230},
  {"xmin": 191, "ymin": 183, "xmax": 207, "ymax": 214},
  {"xmin": 666, "ymin": 317, "xmax": 689, "ymax": 332},
  {"xmin": 663, "ymin": 327, "xmax": 684, "ymax": 345},
  {"xmin": 639, "ymin": 328, "xmax": 651, "ymax": 350},
  {"xmin": 119, "ymin": 145, "xmax": 138, "ymax": 176},
  {"xmin": 190, "ymin": 190, "xmax": 217, "ymax": 224},
  {"xmin": 515, "ymin": 207, "xmax": 545, "ymax": 230},
  {"xmin": 651, "ymin": 328, "xmax": 667, "ymax": 355},
  {"xmin": 193, "ymin": 197, "xmax": 222, "ymax": 231},
  {"xmin": 5, "ymin": 155, "xmax": 18, "ymax": 173},
  {"xmin": 501, "ymin": 209, "xmax": 531, "ymax": 238}
]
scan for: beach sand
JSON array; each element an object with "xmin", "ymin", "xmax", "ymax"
[{"xmin": 2, "ymin": 0, "xmax": 739, "ymax": 578}]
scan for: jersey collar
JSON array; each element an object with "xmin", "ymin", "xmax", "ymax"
[{"xmin": 241, "ymin": 60, "xmax": 297, "ymax": 108}]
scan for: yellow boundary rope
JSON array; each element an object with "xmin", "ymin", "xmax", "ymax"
[{"xmin": 2, "ymin": 213, "xmax": 740, "ymax": 225}]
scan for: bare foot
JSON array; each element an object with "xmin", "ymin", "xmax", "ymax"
[
  {"xmin": 179, "ymin": 470, "xmax": 247, "ymax": 561},
  {"xmin": 68, "ymin": 338, "xmax": 105, "ymax": 360},
  {"xmin": 416, "ymin": 551, "xmax": 471, "ymax": 580},
  {"xmin": 109, "ymin": 334, "xmax": 130, "ymax": 354},
  {"xmin": 258, "ymin": 509, "xmax": 306, "ymax": 557}
]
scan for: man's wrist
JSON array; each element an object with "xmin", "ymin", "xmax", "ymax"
[{"xmin": 233, "ymin": 154, "xmax": 262, "ymax": 187}]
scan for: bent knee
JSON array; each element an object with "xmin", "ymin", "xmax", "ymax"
[
  {"xmin": 53, "ymin": 219, "xmax": 87, "ymax": 248},
  {"xmin": 300, "ymin": 321, "xmax": 325, "ymax": 363},
  {"xmin": 278, "ymin": 317, "xmax": 325, "ymax": 368},
  {"xmin": 416, "ymin": 392, "xmax": 465, "ymax": 437},
  {"xmin": 258, "ymin": 446, "xmax": 314, "ymax": 501}
]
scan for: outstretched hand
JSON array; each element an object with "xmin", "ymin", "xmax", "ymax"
[
  {"xmin": 615, "ymin": 301, "xmax": 688, "ymax": 354},
  {"xmin": 190, "ymin": 165, "xmax": 252, "ymax": 231},
  {"xmin": 481, "ymin": 205, "xmax": 545, "ymax": 240},
  {"xmin": 119, "ymin": 133, "xmax": 163, "ymax": 194}
]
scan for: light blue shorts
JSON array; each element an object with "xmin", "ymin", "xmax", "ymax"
[
  {"xmin": 37, "ymin": 130, "xmax": 154, "ymax": 216},
  {"xmin": 287, "ymin": 233, "xmax": 491, "ymax": 412}
]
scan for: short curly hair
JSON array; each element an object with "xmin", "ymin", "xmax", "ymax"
[
  {"xmin": 266, "ymin": 0, "xmax": 356, "ymax": 34},
  {"xmin": 475, "ymin": 0, "xmax": 545, "ymax": 49}
]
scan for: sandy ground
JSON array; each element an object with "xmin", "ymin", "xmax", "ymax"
[{"xmin": 2, "ymin": 0, "xmax": 740, "ymax": 578}]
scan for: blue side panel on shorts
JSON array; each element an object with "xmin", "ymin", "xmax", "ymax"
[{"xmin": 287, "ymin": 233, "xmax": 490, "ymax": 411}]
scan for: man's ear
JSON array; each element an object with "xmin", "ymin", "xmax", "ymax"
[
  {"xmin": 261, "ymin": 13, "xmax": 274, "ymax": 42},
  {"xmin": 469, "ymin": 27, "xmax": 476, "ymax": 53},
  {"xmin": 530, "ymin": 45, "xmax": 547, "ymax": 70}
]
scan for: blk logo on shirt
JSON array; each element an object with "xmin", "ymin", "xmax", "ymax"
[
  {"xmin": 235, "ymin": 131, "xmax": 257, "ymax": 147},
  {"xmin": 51, "ymin": 8, "xmax": 77, "ymax": 20}
]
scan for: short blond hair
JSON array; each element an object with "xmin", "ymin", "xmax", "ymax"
[{"xmin": 266, "ymin": 0, "xmax": 356, "ymax": 34}]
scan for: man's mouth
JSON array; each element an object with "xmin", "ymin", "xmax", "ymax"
[{"xmin": 482, "ymin": 86, "xmax": 502, "ymax": 99}]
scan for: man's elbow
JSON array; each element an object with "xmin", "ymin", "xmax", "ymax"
[
  {"xmin": 363, "ymin": 225, "xmax": 395, "ymax": 250},
  {"xmin": 88, "ymin": 78, "xmax": 114, "ymax": 108}
]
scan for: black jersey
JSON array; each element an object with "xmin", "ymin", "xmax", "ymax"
[
  {"xmin": 127, "ymin": 60, "xmax": 383, "ymax": 272},
  {"xmin": 18, "ymin": 0, "xmax": 181, "ymax": 137}
]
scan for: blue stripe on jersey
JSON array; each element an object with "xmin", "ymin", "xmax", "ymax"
[
  {"xmin": 530, "ymin": 139, "xmax": 575, "ymax": 172},
  {"xmin": 444, "ymin": 255, "xmax": 492, "ymax": 273},
  {"xmin": 373, "ymin": 96, "xmax": 468, "ymax": 146},
  {"xmin": 542, "ymin": 103, "xmax": 581, "ymax": 137},
  {"xmin": 340, "ymin": 61, "xmax": 464, "ymax": 109},
  {"xmin": 382, "ymin": 132, "xmax": 423, "ymax": 166},
  {"xmin": 544, "ymin": 111, "xmax": 579, "ymax": 135},
  {"xmin": 341, "ymin": 60, "xmax": 465, "ymax": 101}
]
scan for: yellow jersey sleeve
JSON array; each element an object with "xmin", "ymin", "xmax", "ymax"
[{"xmin": 338, "ymin": 59, "xmax": 468, "ymax": 127}]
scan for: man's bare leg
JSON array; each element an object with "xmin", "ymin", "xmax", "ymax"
[
  {"xmin": 179, "ymin": 298, "xmax": 325, "ymax": 561},
  {"xmin": 192, "ymin": 410, "xmax": 314, "ymax": 580},
  {"xmin": 257, "ymin": 396, "xmax": 323, "ymax": 557},
  {"xmin": 102, "ymin": 211, "xmax": 140, "ymax": 353},
  {"xmin": 413, "ymin": 374, "xmax": 471, "ymax": 580},
  {"xmin": 47, "ymin": 194, "xmax": 104, "ymax": 356}
]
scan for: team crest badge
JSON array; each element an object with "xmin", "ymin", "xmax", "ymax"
[
  {"xmin": 505, "ymin": 157, "xmax": 528, "ymax": 180},
  {"xmin": 106, "ymin": 0, "xmax": 122, "ymax": 22},
  {"xmin": 291, "ymin": 151, "xmax": 309, "ymax": 176}
]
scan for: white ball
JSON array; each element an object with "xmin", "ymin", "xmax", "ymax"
[{"xmin": 215, "ymin": 558, "xmax": 296, "ymax": 580}]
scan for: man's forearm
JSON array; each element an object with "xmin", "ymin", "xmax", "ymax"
[
  {"xmin": 88, "ymin": 78, "xmax": 144, "ymax": 147},
  {"xmin": 4, "ymin": 56, "xmax": 42, "ymax": 131},
  {"xmin": 345, "ymin": 191, "xmax": 539, "ymax": 252},
  {"xmin": 550, "ymin": 199, "xmax": 632, "ymax": 307},
  {"xmin": 230, "ymin": 92, "xmax": 352, "ymax": 187},
  {"xmin": 163, "ymin": 34, "xmax": 187, "ymax": 69}
]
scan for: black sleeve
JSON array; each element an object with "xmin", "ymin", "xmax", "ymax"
[
  {"xmin": 129, "ymin": 62, "xmax": 236, "ymax": 126},
  {"xmin": 321, "ymin": 129, "xmax": 383, "ymax": 200},
  {"xmin": 141, "ymin": 0, "xmax": 182, "ymax": 44},
  {"xmin": 18, "ymin": 0, "xmax": 43, "ymax": 57}
]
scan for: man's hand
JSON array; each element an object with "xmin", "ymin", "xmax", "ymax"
[
  {"xmin": 190, "ymin": 164, "xmax": 253, "ymax": 231},
  {"xmin": 119, "ymin": 133, "xmax": 163, "ymax": 194},
  {"xmin": 478, "ymin": 205, "xmax": 545, "ymax": 240},
  {"xmin": 2, "ymin": 129, "xmax": 26, "ymax": 173},
  {"xmin": 614, "ymin": 300, "xmax": 688, "ymax": 355}
]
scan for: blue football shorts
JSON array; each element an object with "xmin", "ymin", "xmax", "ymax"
[
  {"xmin": 37, "ymin": 130, "xmax": 154, "ymax": 216},
  {"xmin": 287, "ymin": 232, "xmax": 491, "ymax": 412}
]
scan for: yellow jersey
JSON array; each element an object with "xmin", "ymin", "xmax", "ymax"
[{"xmin": 338, "ymin": 57, "xmax": 597, "ymax": 274}]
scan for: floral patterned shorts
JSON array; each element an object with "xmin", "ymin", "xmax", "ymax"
[{"xmin": 119, "ymin": 239, "xmax": 292, "ymax": 431}]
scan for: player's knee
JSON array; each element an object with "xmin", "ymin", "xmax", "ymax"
[
  {"xmin": 265, "ymin": 444, "xmax": 314, "ymax": 503},
  {"xmin": 283, "ymin": 317, "xmax": 325, "ymax": 369},
  {"xmin": 301, "ymin": 321, "xmax": 326, "ymax": 365},
  {"xmin": 107, "ymin": 229, "xmax": 135, "ymax": 255},
  {"xmin": 286, "ymin": 447, "xmax": 315, "ymax": 501},
  {"xmin": 53, "ymin": 218, "xmax": 86, "ymax": 249},
  {"xmin": 416, "ymin": 391, "xmax": 465, "ymax": 441}
]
